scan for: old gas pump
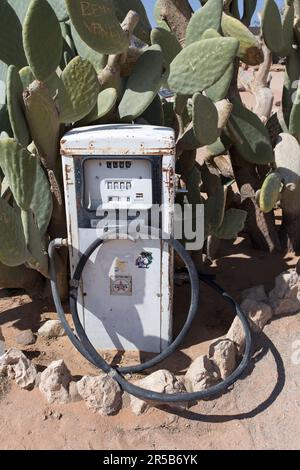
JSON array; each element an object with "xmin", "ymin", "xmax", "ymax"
[{"xmin": 49, "ymin": 124, "xmax": 252, "ymax": 403}]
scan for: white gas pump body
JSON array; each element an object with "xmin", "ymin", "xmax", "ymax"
[{"xmin": 61, "ymin": 125, "xmax": 176, "ymax": 353}]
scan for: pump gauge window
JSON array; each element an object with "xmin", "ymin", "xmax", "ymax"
[{"xmin": 83, "ymin": 158, "xmax": 153, "ymax": 211}]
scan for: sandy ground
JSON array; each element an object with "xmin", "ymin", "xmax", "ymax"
[{"xmin": 0, "ymin": 236, "xmax": 300, "ymax": 450}]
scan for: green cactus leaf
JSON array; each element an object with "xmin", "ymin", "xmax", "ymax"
[
  {"xmin": 151, "ymin": 27, "xmax": 182, "ymax": 67},
  {"xmin": 153, "ymin": 0, "xmax": 170, "ymax": 31},
  {"xmin": 289, "ymin": 90, "xmax": 300, "ymax": 140},
  {"xmin": 21, "ymin": 209, "xmax": 48, "ymax": 276},
  {"xmin": 78, "ymin": 87, "xmax": 118, "ymax": 125},
  {"xmin": 0, "ymin": 197, "xmax": 27, "ymax": 267},
  {"xmin": 58, "ymin": 56, "xmax": 100, "ymax": 124},
  {"xmin": 23, "ymin": 0, "xmax": 63, "ymax": 81},
  {"xmin": 221, "ymin": 13, "xmax": 264, "ymax": 66},
  {"xmin": 140, "ymin": 94, "xmax": 164, "ymax": 126},
  {"xmin": 113, "ymin": 0, "xmax": 151, "ymax": 44},
  {"xmin": 242, "ymin": 0, "xmax": 257, "ymax": 26},
  {"xmin": 186, "ymin": 165, "xmax": 202, "ymax": 206},
  {"xmin": 201, "ymin": 28, "xmax": 221, "ymax": 40},
  {"xmin": 261, "ymin": 0, "xmax": 283, "ymax": 54},
  {"xmin": 162, "ymin": 100, "xmax": 174, "ymax": 128},
  {"xmin": 0, "ymin": 0, "xmax": 27, "ymax": 68},
  {"xmin": 47, "ymin": 0, "xmax": 68, "ymax": 21},
  {"xmin": 259, "ymin": 171, "xmax": 282, "ymax": 213},
  {"xmin": 19, "ymin": 66, "xmax": 35, "ymax": 90},
  {"xmin": 185, "ymin": 0, "xmax": 223, "ymax": 46},
  {"xmin": 212, "ymin": 208, "xmax": 247, "ymax": 240},
  {"xmin": 31, "ymin": 163, "xmax": 53, "ymax": 235},
  {"xmin": 192, "ymin": 93, "xmax": 219, "ymax": 145},
  {"xmin": 169, "ymin": 37, "xmax": 239, "ymax": 96},
  {"xmin": 23, "ymin": 80, "xmax": 60, "ymax": 169},
  {"xmin": 275, "ymin": 133, "xmax": 300, "ymax": 185},
  {"xmin": 282, "ymin": 49, "xmax": 300, "ymax": 127},
  {"xmin": 278, "ymin": 2, "xmax": 295, "ymax": 57},
  {"xmin": 118, "ymin": 44, "xmax": 163, "ymax": 121},
  {"xmin": 229, "ymin": 100, "xmax": 274, "ymax": 164},
  {"xmin": 204, "ymin": 182, "xmax": 226, "ymax": 235},
  {"xmin": 6, "ymin": 65, "xmax": 31, "ymax": 147},
  {"xmin": 0, "ymin": 137, "xmax": 37, "ymax": 210},
  {"xmin": 70, "ymin": 23, "xmax": 107, "ymax": 72},
  {"xmin": 66, "ymin": 0, "xmax": 129, "ymax": 55}
]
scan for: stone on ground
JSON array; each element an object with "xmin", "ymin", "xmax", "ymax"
[
  {"xmin": 15, "ymin": 330, "xmax": 36, "ymax": 346},
  {"xmin": 185, "ymin": 356, "xmax": 220, "ymax": 394},
  {"xmin": 269, "ymin": 270, "xmax": 300, "ymax": 316},
  {"xmin": 39, "ymin": 359, "xmax": 72, "ymax": 404},
  {"xmin": 38, "ymin": 320, "xmax": 66, "ymax": 339},
  {"xmin": 77, "ymin": 375, "xmax": 122, "ymax": 416},
  {"xmin": 209, "ymin": 339, "xmax": 237, "ymax": 380},
  {"xmin": 0, "ymin": 348, "xmax": 37, "ymax": 389}
]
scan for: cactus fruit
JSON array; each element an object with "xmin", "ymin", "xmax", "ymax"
[
  {"xmin": 212, "ymin": 209, "xmax": 247, "ymax": 240},
  {"xmin": 259, "ymin": 172, "xmax": 282, "ymax": 213},
  {"xmin": 79, "ymin": 87, "xmax": 118, "ymax": 125},
  {"xmin": 192, "ymin": 93, "xmax": 219, "ymax": 145},
  {"xmin": 112, "ymin": 0, "xmax": 151, "ymax": 44},
  {"xmin": 0, "ymin": 0, "xmax": 27, "ymax": 68},
  {"xmin": 274, "ymin": 133, "xmax": 300, "ymax": 185},
  {"xmin": 228, "ymin": 100, "xmax": 274, "ymax": 164},
  {"xmin": 6, "ymin": 65, "xmax": 30, "ymax": 147},
  {"xmin": 185, "ymin": 0, "xmax": 223, "ymax": 45},
  {"xmin": 19, "ymin": 66, "xmax": 34, "ymax": 90},
  {"xmin": 58, "ymin": 56, "xmax": 100, "ymax": 124},
  {"xmin": 261, "ymin": 0, "xmax": 283, "ymax": 54},
  {"xmin": 168, "ymin": 37, "xmax": 239, "ymax": 95},
  {"xmin": 65, "ymin": 0, "xmax": 129, "ymax": 55},
  {"xmin": 23, "ymin": 0, "xmax": 63, "ymax": 82},
  {"xmin": 118, "ymin": 44, "xmax": 163, "ymax": 121},
  {"xmin": 0, "ymin": 138, "xmax": 37, "ymax": 210},
  {"xmin": 221, "ymin": 13, "xmax": 264, "ymax": 66},
  {"xmin": 0, "ymin": 198, "xmax": 27, "ymax": 267}
]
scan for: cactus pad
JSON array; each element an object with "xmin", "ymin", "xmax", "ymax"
[
  {"xmin": 259, "ymin": 172, "xmax": 282, "ymax": 213},
  {"xmin": 58, "ymin": 56, "xmax": 100, "ymax": 124},
  {"xmin": 21, "ymin": 209, "xmax": 48, "ymax": 276},
  {"xmin": 185, "ymin": 0, "xmax": 223, "ymax": 45},
  {"xmin": 261, "ymin": 0, "xmax": 283, "ymax": 53},
  {"xmin": 23, "ymin": 0, "xmax": 63, "ymax": 81},
  {"xmin": 274, "ymin": 133, "xmax": 300, "ymax": 185},
  {"xmin": 70, "ymin": 23, "xmax": 107, "ymax": 72},
  {"xmin": 0, "ymin": 198, "xmax": 27, "ymax": 267},
  {"xmin": 79, "ymin": 87, "xmax": 118, "ymax": 125},
  {"xmin": 113, "ymin": 0, "xmax": 151, "ymax": 44},
  {"xmin": 192, "ymin": 93, "xmax": 219, "ymax": 145},
  {"xmin": 65, "ymin": 0, "xmax": 129, "ymax": 55},
  {"xmin": 151, "ymin": 28, "xmax": 182, "ymax": 67},
  {"xmin": 118, "ymin": 44, "xmax": 163, "ymax": 121},
  {"xmin": 169, "ymin": 37, "xmax": 239, "ymax": 95},
  {"xmin": 19, "ymin": 66, "xmax": 34, "ymax": 90},
  {"xmin": 213, "ymin": 209, "xmax": 247, "ymax": 240},
  {"xmin": 0, "ymin": 138, "xmax": 37, "ymax": 210},
  {"xmin": 6, "ymin": 65, "xmax": 30, "ymax": 147},
  {"xmin": 30, "ymin": 163, "xmax": 53, "ymax": 236},
  {"xmin": 0, "ymin": 1, "xmax": 27, "ymax": 68}
]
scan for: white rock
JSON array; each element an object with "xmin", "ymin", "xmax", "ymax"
[
  {"xmin": 39, "ymin": 359, "xmax": 71, "ymax": 404},
  {"xmin": 185, "ymin": 356, "xmax": 219, "ymax": 394},
  {"xmin": 16, "ymin": 330, "xmax": 36, "ymax": 346},
  {"xmin": 269, "ymin": 270, "xmax": 300, "ymax": 316},
  {"xmin": 77, "ymin": 375, "xmax": 122, "ymax": 416},
  {"xmin": 69, "ymin": 381, "xmax": 82, "ymax": 403},
  {"xmin": 227, "ymin": 317, "xmax": 246, "ymax": 354},
  {"xmin": 0, "ymin": 348, "xmax": 37, "ymax": 389},
  {"xmin": 241, "ymin": 285, "xmax": 268, "ymax": 303},
  {"xmin": 38, "ymin": 320, "xmax": 66, "ymax": 339},
  {"xmin": 209, "ymin": 339, "xmax": 237, "ymax": 380},
  {"xmin": 241, "ymin": 299, "xmax": 273, "ymax": 332},
  {"xmin": 0, "ymin": 326, "xmax": 5, "ymax": 356},
  {"xmin": 130, "ymin": 370, "xmax": 186, "ymax": 416}
]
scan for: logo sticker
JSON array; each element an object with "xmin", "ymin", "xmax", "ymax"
[
  {"xmin": 110, "ymin": 275, "xmax": 132, "ymax": 296},
  {"xmin": 136, "ymin": 252, "xmax": 153, "ymax": 269}
]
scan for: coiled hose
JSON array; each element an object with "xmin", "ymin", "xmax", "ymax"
[{"xmin": 49, "ymin": 230, "xmax": 252, "ymax": 403}]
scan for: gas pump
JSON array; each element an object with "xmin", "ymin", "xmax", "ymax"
[{"xmin": 49, "ymin": 124, "xmax": 252, "ymax": 404}]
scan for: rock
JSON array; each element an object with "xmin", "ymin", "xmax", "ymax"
[
  {"xmin": 269, "ymin": 270, "xmax": 300, "ymax": 316},
  {"xmin": 130, "ymin": 370, "xmax": 186, "ymax": 416},
  {"xmin": 77, "ymin": 375, "xmax": 122, "ymax": 416},
  {"xmin": 0, "ymin": 348, "xmax": 37, "ymax": 390},
  {"xmin": 69, "ymin": 381, "xmax": 82, "ymax": 403},
  {"xmin": 185, "ymin": 356, "xmax": 219, "ymax": 394},
  {"xmin": 15, "ymin": 330, "xmax": 36, "ymax": 346},
  {"xmin": 0, "ymin": 327, "xmax": 5, "ymax": 357},
  {"xmin": 38, "ymin": 320, "xmax": 66, "ymax": 339},
  {"xmin": 241, "ymin": 299, "xmax": 273, "ymax": 332},
  {"xmin": 39, "ymin": 360, "xmax": 72, "ymax": 404},
  {"xmin": 209, "ymin": 339, "xmax": 237, "ymax": 380},
  {"xmin": 241, "ymin": 285, "xmax": 268, "ymax": 303},
  {"xmin": 226, "ymin": 317, "xmax": 246, "ymax": 354}
]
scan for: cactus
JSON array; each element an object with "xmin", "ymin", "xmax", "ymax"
[
  {"xmin": 259, "ymin": 172, "xmax": 282, "ymax": 213},
  {"xmin": 70, "ymin": 23, "xmax": 107, "ymax": 73},
  {"xmin": 261, "ymin": 0, "xmax": 283, "ymax": 53},
  {"xmin": 65, "ymin": 0, "xmax": 129, "ymax": 55},
  {"xmin": 0, "ymin": 197, "xmax": 27, "ymax": 267},
  {"xmin": 118, "ymin": 44, "xmax": 163, "ymax": 121},
  {"xmin": 19, "ymin": 66, "xmax": 34, "ymax": 90},
  {"xmin": 212, "ymin": 209, "xmax": 247, "ymax": 240},
  {"xmin": 23, "ymin": 0, "xmax": 63, "ymax": 81},
  {"xmin": 185, "ymin": 0, "xmax": 223, "ymax": 45},
  {"xmin": 58, "ymin": 56, "xmax": 100, "ymax": 124},
  {"xmin": 274, "ymin": 133, "xmax": 300, "ymax": 185},
  {"xmin": 0, "ymin": 137, "xmax": 37, "ymax": 210},
  {"xmin": 30, "ymin": 163, "xmax": 53, "ymax": 235},
  {"xmin": 192, "ymin": 93, "xmax": 219, "ymax": 145},
  {"xmin": 169, "ymin": 37, "xmax": 239, "ymax": 95},
  {"xmin": 112, "ymin": 0, "xmax": 152, "ymax": 44},
  {"xmin": 21, "ymin": 209, "xmax": 48, "ymax": 277},
  {"xmin": 0, "ymin": 0, "xmax": 27, "ymax": 68},
  {"xmin": 79, "ymin": 87, "xmax": 118, "ymax": 125},
  {"xmin": 6, "ymin": 65, "xmax": 30, "ymax": 147}
]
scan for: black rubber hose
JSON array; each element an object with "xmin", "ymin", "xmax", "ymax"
[{"xmin": 49, "ymin": 236, "xmax": 252, "ymax": 403}]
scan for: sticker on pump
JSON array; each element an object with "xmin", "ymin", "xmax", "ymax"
[{"xmin": 110, "ymin": 275, "xmax": 132, "ymax": 296}]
